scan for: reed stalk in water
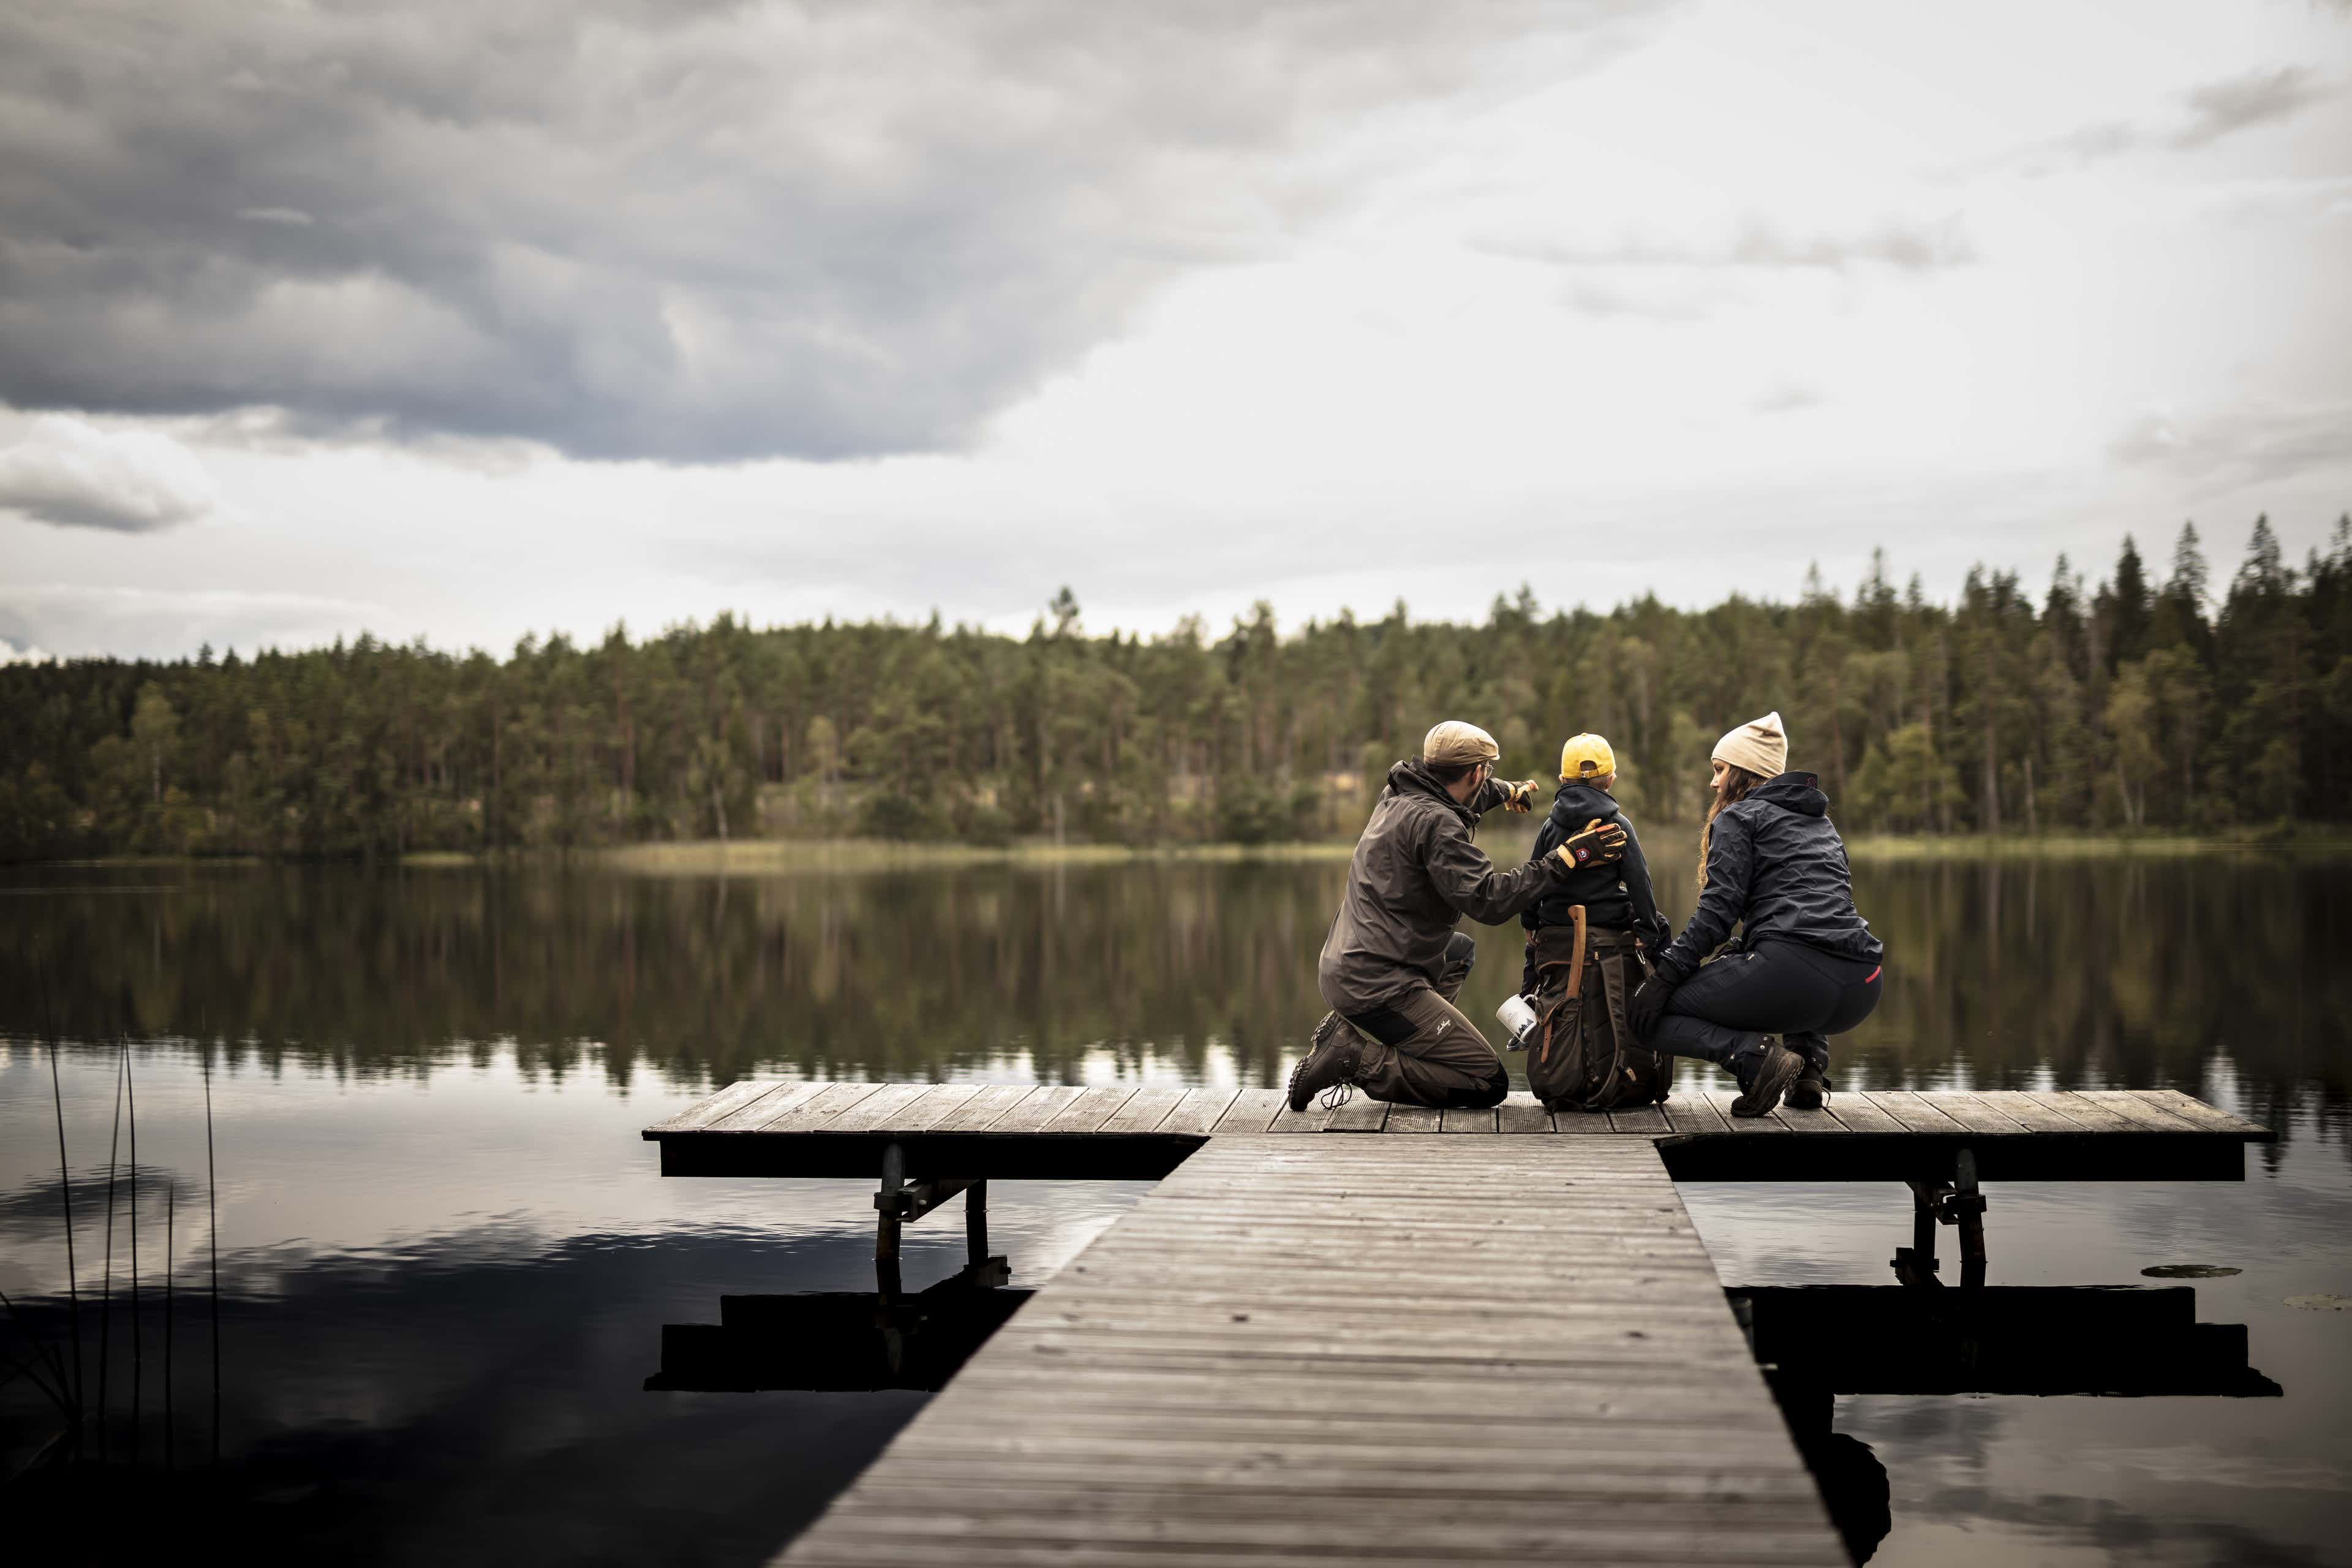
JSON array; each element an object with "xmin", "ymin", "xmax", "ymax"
[
  {"xmin": 205, "ymin": 1042, "xmax": 221, "ymax": 1468},
  {"xmin": 41, "ymin": 957, "xmax": 85, "ymax": 1438},
  {"xmin": 127, "ymin": 1048, "xmax": 141, "ymax": 1464},
  {"xmin": 97, "ymin": 1044, "xmax": 124, "ymax": 1463}
]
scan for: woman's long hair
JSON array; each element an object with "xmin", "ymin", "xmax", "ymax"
[{"xmin": 1697, "ymin": 763, "xmax": 1766, "ymax": 890}]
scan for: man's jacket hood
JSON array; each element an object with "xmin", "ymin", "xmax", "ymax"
[{"xmin": 1386, "ymin": 758, "xmax": 1481, "ymax": 831}]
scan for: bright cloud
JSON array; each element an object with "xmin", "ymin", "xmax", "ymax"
[{"xmin": 0, "ymin": 415, "xmax": 225, "ymax": 532}]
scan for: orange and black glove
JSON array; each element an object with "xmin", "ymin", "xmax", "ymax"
[
  {"xmin": 1502, "ymin": 779, "xmax": 1540, "ymax": 813},
  {"xmin": 1551, "ymin": 817, "xmax": 1626, "ymax": 872}
]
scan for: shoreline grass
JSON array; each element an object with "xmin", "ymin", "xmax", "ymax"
[
  {"xmin": 598, "ymin": 837, "xmax": 1363, "ymax": 873},
  {"xmin": 22, "ymin": 827, "xmax": 2352, "ymax": 875}
]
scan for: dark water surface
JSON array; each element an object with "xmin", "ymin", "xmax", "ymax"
[{"xmin": 4, "ymin": 854, "xmax": 2350, "ymax": 1565}]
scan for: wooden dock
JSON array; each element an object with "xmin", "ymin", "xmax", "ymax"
[
  {"xmin": 643, "ymin": 1083, "xmax": 2268, "ymax": 1566},
  {"xmin": 646, "ymin": 1082, "xmax": 2268, "ymax": 1183}
]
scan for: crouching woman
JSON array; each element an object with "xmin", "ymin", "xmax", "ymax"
[{"xmin": 1627, "ymin": 712, "xmax": 1885, "ymax": 1117}]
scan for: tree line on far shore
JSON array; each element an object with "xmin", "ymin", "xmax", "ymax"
[{"xmin": 3, "ymin": 518, "xmax": 2346, "ymax": 861}]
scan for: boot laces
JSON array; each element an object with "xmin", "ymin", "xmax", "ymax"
[{"xmin": 1318, "ymin": 1081, "xmax": 1355, "ymax": 1110}]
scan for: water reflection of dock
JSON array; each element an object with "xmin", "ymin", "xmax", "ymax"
[{"xmin": 643, "ymin": 1084, "xmax": 2270, "ymax": 1566}]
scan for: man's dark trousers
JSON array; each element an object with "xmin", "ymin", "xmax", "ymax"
[{"xmin": 1339, "ymin": 932, "xmax": 1510, "ymax": 1110}]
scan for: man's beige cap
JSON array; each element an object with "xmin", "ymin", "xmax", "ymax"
[{"xmin": 1422, "ymin": 720, "xmax": 1500, "ymax": 767}]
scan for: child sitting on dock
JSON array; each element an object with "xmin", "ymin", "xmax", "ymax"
[{"xmin": 1519, "ymin": 734, "xmax": 1675, "ymax": 1110}]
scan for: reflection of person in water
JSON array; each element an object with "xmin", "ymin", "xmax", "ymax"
[
  {"xmin": 1769, "ymin": 1378, "xmax": 1893, "ymax": 1563},
  {"xmin": 1803, "ymin": 1429, "xmax": 1893, "ymax": 1564}
]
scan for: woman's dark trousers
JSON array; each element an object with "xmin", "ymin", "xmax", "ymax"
[{"xmin": 1649, "ymin": 938, "xmax": 1882, "ymax": 1083}]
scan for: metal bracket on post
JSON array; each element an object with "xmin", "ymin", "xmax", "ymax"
[
  {"xmin": 873, "ymin": 1143, "xmax": 1008, "ymax": 1301},
  {"xmin": 1892, "ymin": 1146, "xmax": 1988, "ymax": 1289}
]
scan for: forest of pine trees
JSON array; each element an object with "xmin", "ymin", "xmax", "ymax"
[{"xmin": 4, "ymin": 518, "xmax": 2348, "ymax": 861}]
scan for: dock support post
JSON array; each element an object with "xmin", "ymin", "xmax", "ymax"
[
  {"xmin": 873, "ymin": 1145, "xmax": 1007, "ymax": 1298},
  {"xmin": 875, "ymin": 1142, "xmax": 907, "ymax": 1300},
  {"xmin": 1893, "ymin": 1147, "xmax": 1988, "ymax": 1289},
  {"xmin": 1952, "ymin": 1148, "xmax": 1988, "ymax": 1289}
]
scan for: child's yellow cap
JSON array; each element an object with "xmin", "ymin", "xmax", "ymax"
[{"xmin": 1558, "ymin": 733, "xmax": 1617, "ymax": 782}]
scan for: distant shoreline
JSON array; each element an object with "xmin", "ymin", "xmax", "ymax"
[{"xmin": 20, "ymin": 828, "xmax": 2351, "ymax": 874}]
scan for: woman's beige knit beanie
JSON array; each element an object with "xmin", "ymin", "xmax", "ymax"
[{"xmin": 1713, "ymin": 711, "xmax": 1787, "ymax": 779}]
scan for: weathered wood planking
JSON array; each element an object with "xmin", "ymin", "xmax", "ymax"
[
  {"xmin": 777, "ymin": 1136, "xmax": 1847, "ymax": 1568},
  {"xmin": 647, "ymin": 1084, "xmax": 2269, "ymax": 1183}
]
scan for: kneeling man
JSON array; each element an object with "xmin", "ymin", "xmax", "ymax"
[{"xmin": 1289, "ymin": 721, "xmax": 1627, "ymax": 1112}]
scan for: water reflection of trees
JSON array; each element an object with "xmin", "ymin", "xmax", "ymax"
[{"xmin": 6, "ymin": 859, "xmax": 2343, "ymax": 1137}]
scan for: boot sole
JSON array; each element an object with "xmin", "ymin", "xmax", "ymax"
[
  {"xmin": 1732, "ymin": 1049, "xmax": 1803, "ymax": 1118},
  {"xmin": 1783, "ymin": 1084, "xmax": 1827, "ymax": 1110}
]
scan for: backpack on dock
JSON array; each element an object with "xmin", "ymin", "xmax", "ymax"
[{"xmin": 1523, "ymin": 911, "xmax": 1672, "ymax": 1113}]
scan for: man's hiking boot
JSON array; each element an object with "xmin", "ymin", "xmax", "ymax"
[
  {"xmin": 1288, "ymin": 1012, "xmax": 1363, "ymax": 1112},
  {"xmin": 1730, "ymin": 1039, "xmax": 1804, "ymax": 1118}
]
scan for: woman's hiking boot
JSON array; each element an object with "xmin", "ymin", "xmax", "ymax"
[
  {"xmin": 1730, "ymin": 1038, "xmax": 1803, "ymax": 1118},
  {"xmin": 1288, "ymin": 1012, "xmax": 1363, "ymax": 1112},
  {"xmin": 1782, "ymin": 1031, "xmax": 1832, "ymax": 1109}
]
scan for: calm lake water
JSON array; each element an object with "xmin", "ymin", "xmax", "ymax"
[{"xmin": 4, "ymin": 851, "xmax": 2350, "ymax": 1566}]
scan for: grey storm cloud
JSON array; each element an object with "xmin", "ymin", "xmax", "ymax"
[
  {"xmin": 1997, "ymin": 64, "xmax": 2336, "ymax": 176},
  {"xmin": 2108, "ymin": 402, "xmax": 2352, "ymax": 495},
  {"xmin": 0, "ymin": 0, "xmax": 1660, "ymax": 464},
  {"xmin": 2173, "ymin": 65, "xmax": 2330, "ymax": 149},
  {"xmin": 1488, "ymin": 214, "xmax": 1976, "ymax": 281}
]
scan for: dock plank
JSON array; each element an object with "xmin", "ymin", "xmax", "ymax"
[
  {"xmin": 1860, "ymin": 1089, "xmax": 1964, "ymax": 1134},
  {"xmin": 1267, "ymin": 1095, "xmax": 1336, "ymax": 1133},
  {"xmin": 755, "ymin": 1080, "xmax": 888, "ymax": 1132},
  {"xmin": 1700, "ymin": 1088, "xmax": 1787, "ymax": 1131},
  {"xmin": 1660, "ymin": 1093, "xmax": 1730, "ymax": 1139},
  {"xmin": 1211, "ymin": 1087, "xmax": 1286, "ymax": 1133},
  {"xmin": 819, "ymin": 1082, "xmax": 939, "ymax": 1133},
  {"xmin": 1040, "ymin": 1085, "xmax": 1139, "ymax": 1133},
  {"xmin": 1157, "ymin": 1088, "xmax": 1242, "ymax": 1136},
  {"xmin": 1820, "ymin": 1093, "xmax": 1907, "ymax": 1134},
  {"xmin": 1097, "ymin": 1085, "xmax": 1190, "ymax": 1133},
  {"xmin": 1385, "ymin": 1106, "xmax": 1444, "ymax": 1133},
  {"xmin": 1923, "ymin": 1090, "xmax": 2035, "ymax": 1136},
  {"xmin": 990, "ymin": 1084, "xmax": 1089, "ymax": 1133},
  {"xmin": 1441, "ymin": 1106, "xmax": 1497, "ymax": 1133},
  {"xmin": 927, "ymin": 1083, "xmax": 1043, "ymax": 1133},
  {"xmin": 1773, "ymin": 1102, "xmax": 1848, "ymax": 1134},
  {"xmin": 1494, "ymin": 1093, "xmax": 1554, "ymax": 1134},
  {"xmin": 1325, "ymin": 1095, "xmax": 1390, "ymax": 1133},
  {"xmin": 2075, "ymin": 1088, "xmax": 2206, "ymax": 1132},
  {"xmin": 1970, "ymin": 1091, "xmax": 2097, "ymax": 1135},
  {"xmin": 699, "ymin": 1080, "xmax": 831, "ymax": 1133},
  {"xmin": 2018, "ymin": 1089, "xmax": 2139, "ymax": 1133},
  {"xmin": 2142, "ymin": 1088, "xmax": 2266, "ymax": 1136},
  {"xmin": 646, "ymin": 1079, "xmax": 793, "ymax": 1133}
]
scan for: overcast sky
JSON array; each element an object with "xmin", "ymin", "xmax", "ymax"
[{"xmin": 3, "ymin": 0, "xmax": 2348, "ymax": 662}]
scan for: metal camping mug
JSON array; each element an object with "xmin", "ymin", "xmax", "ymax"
[{"xmin": 1494, "ymin": 993, "xmax": 1540, "ymax": 1052}]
